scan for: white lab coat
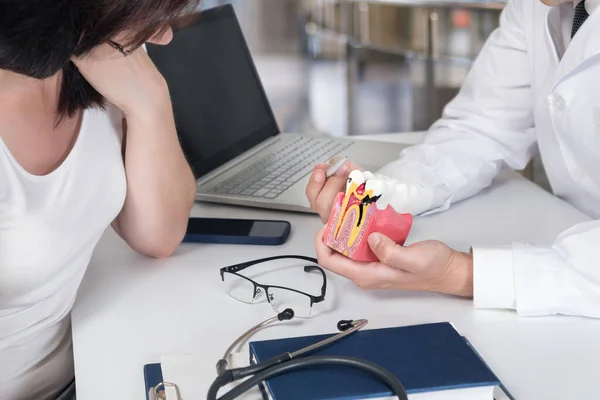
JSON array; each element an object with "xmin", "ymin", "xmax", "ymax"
[{"xmin": 377, "ymin": 0, "xmax": 600, "ymax": 318}]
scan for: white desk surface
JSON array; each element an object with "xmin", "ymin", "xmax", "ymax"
[{"xmin": 71, "ymin": 133, "xmax": 600, "ymax": 400}]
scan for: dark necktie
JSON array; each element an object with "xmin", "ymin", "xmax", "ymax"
[{"xmin": 572, "ymin": 0, "xmax": 590, "ymax": 38}]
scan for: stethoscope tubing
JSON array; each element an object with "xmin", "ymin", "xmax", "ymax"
[
  {"xmin": 208, "ymin": 313, "xmax": 408, "ymax": 400},
  {"xmin": 207, "ymin": 355, "xmax": 409, "ymax": 400}
]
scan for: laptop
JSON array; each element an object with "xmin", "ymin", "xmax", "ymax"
[{"xmin": 146, "ymin": 4, "xmax": 408, "ymax": 213}]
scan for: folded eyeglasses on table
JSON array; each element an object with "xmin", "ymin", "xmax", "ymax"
[{"xmin": 220, "ymin": 255, "xmax": 327, "ymax": 319}]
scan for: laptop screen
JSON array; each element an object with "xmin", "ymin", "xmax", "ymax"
[{"xmin": 146, "ymin": 4, "xmax": 279, "ymax": 178}]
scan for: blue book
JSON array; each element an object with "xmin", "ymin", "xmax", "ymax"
[{"xmin": 249, "ymin": 322, "xmax": 513, "ymax": 400}]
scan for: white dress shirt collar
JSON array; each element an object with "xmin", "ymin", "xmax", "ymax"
[
  {"xmin": 553, "ymin": 0, "xmax": 600, "ymax": 58},
  {"xmin": 575, "ymin": 0, "xmax": 600, "ymax": 14}
]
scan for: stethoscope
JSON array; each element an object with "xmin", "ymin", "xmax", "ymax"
[{"xmin": 207, "ymin": 308, "xmax": 408, "ymax": 400}]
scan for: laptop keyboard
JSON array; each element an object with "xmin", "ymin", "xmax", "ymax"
[{"xmin": 210, "ymin": 136, "xmax": 352, "ymax": 199}]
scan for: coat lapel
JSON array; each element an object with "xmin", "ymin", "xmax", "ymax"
[
  {"xmin": 553, "ymin": 9, "xmax": 600, "ymax": 90},
  {"xmin": 544, "ymin": 6, "xmax": 563, "ymax": 64}
]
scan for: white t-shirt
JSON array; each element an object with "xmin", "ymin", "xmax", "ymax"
[{"xmin": 0, "ymin": 104, "xmax": 127, "ymax": 400}]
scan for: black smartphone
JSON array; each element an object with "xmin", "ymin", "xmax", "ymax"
[{"xmin": 182, "ymin": 217, "xmax": 291, "ymax": 246}]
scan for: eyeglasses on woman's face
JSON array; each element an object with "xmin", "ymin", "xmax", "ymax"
[{"xmin": 104, "ymin": 26, "xmax": 174, "ymax": 58}]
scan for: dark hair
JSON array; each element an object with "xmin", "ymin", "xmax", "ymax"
[{"xmin": 0, "ymin": 0, "xmax": 201, "ymax": 117}]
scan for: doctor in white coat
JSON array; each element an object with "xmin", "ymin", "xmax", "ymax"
[{"xmin": 306, "ymin": 0, "xmax": 600, "ymax": 318}]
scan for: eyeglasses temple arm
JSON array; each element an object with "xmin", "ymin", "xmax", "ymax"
[{"xmin": 222, "ymin": 255, "xmax": 319, "ymax": 274}]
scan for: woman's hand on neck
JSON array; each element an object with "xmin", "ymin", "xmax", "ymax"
[{"xmin": 69, "ymin": 27, "xmax": 174, "ymax": 120}]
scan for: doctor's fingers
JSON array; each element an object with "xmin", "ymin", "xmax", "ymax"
[
  {"xmin": 306, "ymin": 157, "xmax": 358, "ymax": 201},
  {"xmin": 306, "ymin": 165, "xmax": 325, "ymax": 206},
  {"xmin": 306, "ymin": 176, "xmax": 346, "ymax": 222},
  {"xmin": 367, "ymin": 233, "xmax": 411, "ymax": 269},
  {"xmin": 316, "ymin": 177, "xmax": 347, "ymax": 222},
  {"xmin": 313, "ymin": 229, "xmax": 407, "ymax": 290}
]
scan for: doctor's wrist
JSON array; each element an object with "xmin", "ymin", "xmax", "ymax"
[{"xmin": 445, "ymin": 250, "xmax": 474, "ymax": 298}]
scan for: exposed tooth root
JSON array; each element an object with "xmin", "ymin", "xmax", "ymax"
[
  {"xmin": 322, "ymin": 168, "xmax": 413, "ymax": 262},
  {"xmin": 325, "ymin": 193, "xmax": 375, "ymax": 258}
]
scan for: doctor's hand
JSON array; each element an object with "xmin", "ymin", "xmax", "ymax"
[
  {"xmin": 314, "ymin": 227, "xmax": 474, "ymax": 297},
  {"xmin": 306, "ymin": 158, "xmax": 362, "ymax": 223}
]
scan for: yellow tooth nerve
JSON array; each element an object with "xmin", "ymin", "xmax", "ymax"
[{"xmin": 334, "ymin": 180, "xmax": 377, "ymax": 249}]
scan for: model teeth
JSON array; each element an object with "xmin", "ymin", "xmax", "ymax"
[{"xmin": 347, "ymin": 170, "xmax": 421, "ymax": 214}]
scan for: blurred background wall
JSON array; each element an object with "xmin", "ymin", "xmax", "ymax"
[{"xmin": 196, "ymin": 1, "xmax": 545, "ymax": 187}]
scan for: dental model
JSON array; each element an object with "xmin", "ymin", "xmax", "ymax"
[{"xmin": 322, "ymin": 170, "xmax": 416, "ymax": 262}]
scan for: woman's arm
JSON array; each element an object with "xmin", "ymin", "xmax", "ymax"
[
  {"xmin": 72, "ymin": 30, "xmax": 196, "ymax": 258},
  {"xmin": 111, "ymin": 100, "xmax": 196, "ymax": 258}
]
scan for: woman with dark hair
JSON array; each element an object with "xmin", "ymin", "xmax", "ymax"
[{"xmin": 0, "ymin": 1, "xmax": 201, "ymax": 399}]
